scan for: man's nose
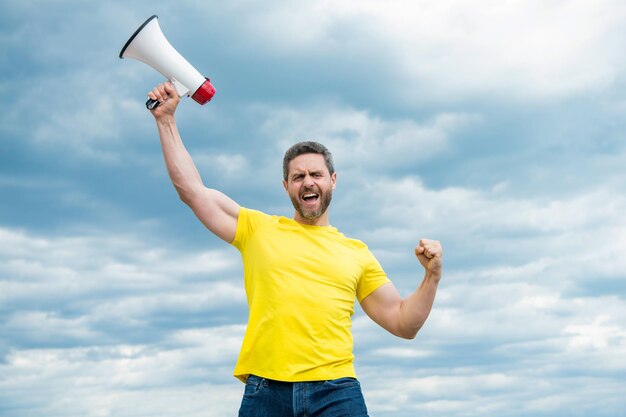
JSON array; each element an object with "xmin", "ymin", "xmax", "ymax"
[{"xmin": 303, "ymin": 174, "xmax": 315, "ymax": 186}]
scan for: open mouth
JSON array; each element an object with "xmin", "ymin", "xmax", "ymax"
[{"xmin": 301, "ymin": 192, "xmax": 319, "ymax": 204}]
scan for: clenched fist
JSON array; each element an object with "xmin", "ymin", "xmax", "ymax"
[
  {"xmin": 415, "ymin": 239, "xmax": 443, "ymax": 277},
  {"xmin": 147, "ymin": 81, "xmax": 181, "ymax": 120}
]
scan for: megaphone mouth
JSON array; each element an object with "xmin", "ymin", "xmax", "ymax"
[
  {"xmin": 119, "ymin": 14, "xmax": 215, "ymax": 107},
  {"xmin": 119, "ymin": 14, "xmax": 158, "ymax": 59}
]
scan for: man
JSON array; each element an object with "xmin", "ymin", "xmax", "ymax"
[{"xmin": 147, "ymin": 82, "xmax": 443, "ymax": 417}]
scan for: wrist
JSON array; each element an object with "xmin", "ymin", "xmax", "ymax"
[
  {"xmin": 155, "ymin": 114, "xmax": 176, "ymax": 126},
  {"xmin": 425, "ymin": 270, "xmax": 442, "ymax": 284}
]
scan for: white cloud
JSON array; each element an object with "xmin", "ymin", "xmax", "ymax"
[
  {"xmin": 346, "ymin": 177, "xmax": 626, "ymax": 263},
  {"xmin": 0, "ymin": 227, "xmax": 244, "ymax": 350},
  {"xmin": 564, "ymin": 314, "xmax": 626, "ymax": 350},
  {"xmin": 358, "ymin": 351, "xmax": 626, "ymax": 416},
  {"xmin": 371, "ymin": 346, "xmax": 433, "ymax": 359},
  {"xmin": 242, "ymin": 0, "xmax": 626, "ymax": 101},
  {"xmin": 1, "ymin": 47, "xmax": 157, "ymax": 165},
  {"xmin": 4, "ymin": 311, "xmax": 100, "ymax": 344},
  {"xmin": 0, "ymin": 226, "xmax": 247, "ymax": 416},
  {"xmin": 194, "ymin": 152, "xmax": 249, "ymax": 178},
  {"xmin": 261, "ymin": 102, "xmax": 479, "ymax": 172},
  {"xmin": 0, "ymin": 228, "xmax": 238, "ymax": 283},
  {"xmin": 0, "ymin": 327, "xmax": 245, "ymax": 417}
]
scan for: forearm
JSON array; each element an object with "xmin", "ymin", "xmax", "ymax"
[
  {"xmin": 156, "ymin": 115, "xmax": 204, "ymax": 202},
  {"xmin": 398, "ymin": 271, "xmax": 441, "ymax": 339}
]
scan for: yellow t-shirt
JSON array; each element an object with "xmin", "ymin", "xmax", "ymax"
[{"xmin": 230, "ymin": 208, "xmax": 390, "ymax": 382}]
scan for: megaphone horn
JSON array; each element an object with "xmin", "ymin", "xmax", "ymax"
[{"xmin": 119, "ymin": 15, "xmax": 215, "ymax": 109}]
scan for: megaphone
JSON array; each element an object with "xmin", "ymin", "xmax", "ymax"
[{"xmin": 119, "ymin": 15, "xmax": 215, "ymax": 110}]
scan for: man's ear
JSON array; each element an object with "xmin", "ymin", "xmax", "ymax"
[
  {"xmin": 331, "ymin": 172, "xmax": 337, "ymax": 190},
  {"xmin": 282, "ymin": 179, "xmax": 288, "ymax": 192}
]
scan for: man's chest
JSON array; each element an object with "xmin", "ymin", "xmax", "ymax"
[{"xmin": 245, "ymin": 228, "xmax": 364, "ymax": 294}]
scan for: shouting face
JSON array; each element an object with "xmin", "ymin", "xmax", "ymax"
[{"xmin": 283, "ymin": 153, "xmax": 337, "ymax": 226}]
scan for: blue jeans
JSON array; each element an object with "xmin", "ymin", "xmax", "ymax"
[{"xmin": 238, "ymin": 375, "xmax": 370, "ymax": 417}]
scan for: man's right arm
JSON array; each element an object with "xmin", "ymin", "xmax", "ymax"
[{"xmin": 148, "ymin": 82, "xmax": 239, "ymax": 243}]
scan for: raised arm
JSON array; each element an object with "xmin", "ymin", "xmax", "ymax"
[
  {"xmin": 360, "ymin": 239, "xmax": 442, "ymax": 339},
  {"xmin": 148, "ymin": 82, "xmax": 240, "ymax": 243}
]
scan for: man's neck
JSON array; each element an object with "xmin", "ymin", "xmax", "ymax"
[{"xmin": 293, "ymin": 212, "xmax": 330, "ymax": 227}]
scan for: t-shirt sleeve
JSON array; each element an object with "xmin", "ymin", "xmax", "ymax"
[
  {"xmin": 356, "ymin": 248, "xmax": 391, "ymax": 302},
  {"xmin": 230, "ymin": 207, "xmax": 269, "ymax": 252}
]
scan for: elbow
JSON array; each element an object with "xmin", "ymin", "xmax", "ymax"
[
  {"xmin": 395, "ymin": 302, "xmax": 426, "ymax": 339},
  {"xmin": 404, "ymin": 332, "xmax": 418, "ymax": 340},
  {"xmin": 386, "ymin": 321, "xmax": 420, "ymax": 339},
  {"xmin": 396, "ymin": 312, "xmax": 426, "ymax": 339},
  {"xmin": 397, "ymin": 327, "xmax": 419, "ymax": 340}
]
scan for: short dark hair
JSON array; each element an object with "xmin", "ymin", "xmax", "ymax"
[{"xmin": 283, "ymin": 141, "xmax": 335, "ymax": 180}]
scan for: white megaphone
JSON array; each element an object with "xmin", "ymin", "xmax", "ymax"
[{"xmin": 119, "ymin": 15, "xmax": 215, "ymax": 110}]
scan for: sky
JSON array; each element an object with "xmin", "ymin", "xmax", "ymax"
[{"xmin": 1, "ymin": 1, "xmax": 626, "ymax": 416}]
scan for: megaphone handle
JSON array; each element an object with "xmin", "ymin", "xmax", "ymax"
[{"xmin": 146, "ymin": 98, "xmax": 160, "ymax": 110}]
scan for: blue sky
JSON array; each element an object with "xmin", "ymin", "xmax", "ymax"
[{"xmin": 2, "ymin": 1, "xmax": 626, "ymax": 416}]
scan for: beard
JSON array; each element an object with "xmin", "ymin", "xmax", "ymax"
[{"xmin": 289, "ymin": 187, "xmax": 333, "ymax": 221}]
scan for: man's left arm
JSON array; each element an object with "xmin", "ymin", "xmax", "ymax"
[{"xmin": 360, "ymin": 239, "xmax": 443, "ymax": 340}]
